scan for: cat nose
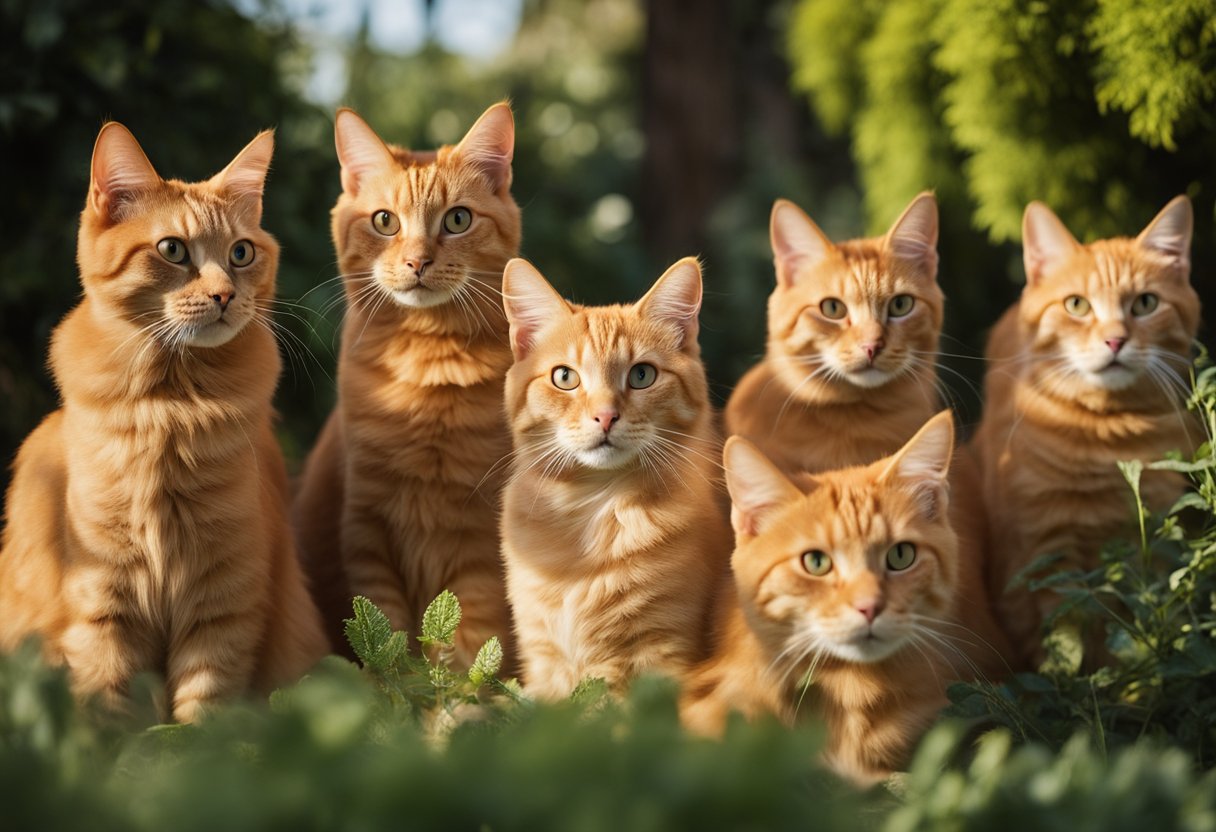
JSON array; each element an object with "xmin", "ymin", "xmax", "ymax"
[
  {"xmin": 855, "ymin": 598, "xmax": 884, "ymax": 624},
  {"xmin": 593, "ymin": 409, "xmax": 620, "ymax": 433},
  {"xmin": 405, "ymin": 257, "xmax": 433, "ymax": 276},
  {"xmin": 1105, "ymin": 337, "xmax": 1126, "ymax": 355},
  {"xmin": 860, "ymin": 340, "xmax": 884, "ymax": 363},
  {"xmin": 211, "ymin": 290, "xmax": 234, "ymax": 312}
]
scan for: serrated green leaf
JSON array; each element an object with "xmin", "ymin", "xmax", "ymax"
[
  {"xmin": 344, "ymin": 596, "xmax": 394, "ymax": 666},
  {"xmin": 468, "ymin": 637, "xmax": 503, "ymax": 688},
  {"xmin": 368, "ymin": 630, "xmax": 408, "ymax": 672},
  {"xmin": 1118, "ymin": 459, "xmax": 1143, "ymax": 496},
  {"xmin": 420, "ymin": 590, "xmax": 462, "ymax": 646}
]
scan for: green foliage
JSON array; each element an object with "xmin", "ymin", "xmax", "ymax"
[
  {"xmin": 949, "ymin": 356, "xmax": 1216, "ymax": 767},
  {"xmin": 788, "ymin": 0, "xmax": 1216, "ymax": 248}
]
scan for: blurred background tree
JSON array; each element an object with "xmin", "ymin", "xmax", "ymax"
[{"xmin": 1, "ymin": 0, "xmax": 1212, "ymax": 489}]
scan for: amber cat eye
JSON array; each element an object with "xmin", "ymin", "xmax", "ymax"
[
  {"xmin": 372, "ymin": 210, "xmax": 400, "ymax": 235},
  {"xmin": 1131, "ymin": 292, "xmax": 1159, "ymax": 316},
  {"xmin": 886, "ymin": 541, "xmax": 917, "ymax": 571},
  {"xmin": 229, "ymin": 240, "xmax": 255, "ymax": 267},
  {"xmin": 1063, "ymin": 295, "xmax": 1091, "ymax": 316},
  {"xmin": 819, "ymin": 298, "xmax": 846, "ymax": 320},
  {"xmin": 157, "ymin": 238, "xmax": 189, "ymax": 264},
  {"xmin": 551, "ymin": 366, "xmax": 580, "ymax": 390},
  {"xmin": 888, "ymin": 294, "xmax": 915, "ymax": 317},
  {"xmin": 801, "ymin": 549, "xmax": 833, "ymax": 576},
  {"xmin": 628, "ymin": 363, "xmax": 657, "ymax": 389},
  {"xmin": 443, "ymin": 206, "xmax": 472, "ymax": 234}
]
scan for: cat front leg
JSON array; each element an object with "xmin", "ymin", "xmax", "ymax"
[
  {"xmin": 167, "ymin": 587, "xmax": 262, "ymax": 723},
  {"xmin": 446, "ymin": 564, "xmax": 514, "ymax": 673},
  {"xmin": 341, "ymin": 505, "xmax": 414, "ymax": 635}
]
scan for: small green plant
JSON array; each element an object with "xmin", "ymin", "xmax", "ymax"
[
  {"xmin": 339, "ymin": 592, "xmax": 519, "ymax": 734},
  {"xmin": 949, "ymin": 355, "xmax": 1216, "ymax": 767}
]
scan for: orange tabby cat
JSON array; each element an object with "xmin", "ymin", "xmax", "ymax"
[
  {"xmin": 293, "ymin": 104, "xmax": 520, "ymax": 663},
  {"xmin": 499, "ymin": 257, "xmax": 731, "ymax": 700},
  {"xmin": 726, "ymin": 193, "xmax": 943, "ymax": 475},
  {"xmin": 0, "ymin": 123, "xmax": 326, "ymax": 721},
  {"xmin": 682, "ymin": 412, "xmax": 1003, "ymax": 785},
  {"xmin": 971, "ymin": 197, "xmax": 1200, "ymax": 664}
]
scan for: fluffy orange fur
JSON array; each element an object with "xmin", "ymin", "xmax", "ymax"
[
  {"xmin": 499, "ymin": 257, "xmax": 731, "ymax": 700},
  {"xmin": 682, "ymin": 412, "xmax": 1010, "ymax": 785},
  {"xmin": 0, "ymin": 123, "xmax": 326, "ymax": 722},
  {"xmin": 293, "ymin": 104, "xmax": 521, "ymax": 663},
  {"xmin": 970, "ymin": 197, "xmax": 1201, "ymax": 665},
  {"xmin": 726, "ymin": 194, "xmax": 945, "ymax": 475}
]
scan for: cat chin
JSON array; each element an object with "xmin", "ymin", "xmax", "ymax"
[
  {"xmin": 389, "ymin": 285, "xmax": 455, "ymax": 309},
  {"xmin": 823, "ymin": 635, "xmax": 907, "ymax": 664},
  {"xmin": 1079, "ymin": 363, "xmax": 1140, "ymax": 392},
  {"xmin": 573, "ymin": 444, "xmax": 637, "ymax": 470},
  {"xmin": 842, "ymin": 366, "xmax": 897, "ymax": 389},
  {"xmin": 181, "ymin": 319, "xmax": 245, "ymax": 348}
]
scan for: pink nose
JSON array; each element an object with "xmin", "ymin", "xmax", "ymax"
[
  {"xmin": 1105, "ymin": 337, "xmax": 1126, "ymax": 355},
  {"xmin": 861, "ymin": 341, "xmax": 884, "ymax": 363},
  {"xmin": 405, "ymin": 257, "xmax": 433, "ymax": 276},
  {"xmin": 211, "ymin": 290, "xmax": 234, "ymax": 311},
  {"xmin": 593, "ymin": 409, "xmax": 619, "ymax": 433},
  {"xmin": 856, "ymin": 599, "xmax": 884, "ymax": 624}
]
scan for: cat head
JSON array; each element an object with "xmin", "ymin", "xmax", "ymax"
[
  {"xmin": 502, "ymin": 257, "xmax": 709, "ymax": 474},
  {"xmin": 331, "ymin": 103, "xmax": 521, "ymax": 313},
  {"xmin": 724, "ymin": 411, "xmax": 958, "ymax": 666},
  {"xmin": 1018, "ymin": 197, "xmax": 1198, "ymax": 394},
  {"xmin": 77, "ymin": 122, "xmax": 278, "ymax": 349},
  {"xmin": 766, "ymin": 193, "xmax": 943, "ymax": 393}
]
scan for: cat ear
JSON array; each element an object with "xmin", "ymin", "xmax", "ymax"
[
  {"xmin": 334, "ymin": 108, "xmax": 397, "ymax": 197},
  {"xmin": 502, "ymin": 258, "xmax": 571, "ymax": 360},
  {"xmin": 1137, "ymin": 195, "xmax": 1192, "ymax": 270},
  {"xmin": 455, "ymin": 101, "xmax": 514, "ymax": 193},
  {"xmin": 877, "ymin": 410, "xmax": 954, "ymax": 520},
  {"xmin": 724, "ymin": 437, "xmax": 804, "ymax": 538},
  {"xmin": 1022, "ymin": 201, "xmax": 1080, "ymax": 286},
  {"xmin": 883, "ymin": 192, "xmax": 938, "ymax": 276},
  {"xmin": 635, "ymin": 257, "xmax": 702, "ymax": 348},
  {"xmin": 209, "ymin": 130, "xmax": 274, "ymax": 217},
  {"xmin": 770, "ymin": 199, "xmax": 833, "ymax": 287},
  {"xmin": 88, "ymin": 122, "xmax": 161, "ymax": 223}
]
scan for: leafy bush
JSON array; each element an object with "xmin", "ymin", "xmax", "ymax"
[{"xmin": 949, "ymin": 355, "xmax": 1216, "ymax": 767}]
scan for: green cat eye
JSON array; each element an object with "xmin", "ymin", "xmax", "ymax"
[
  {"xmin": 628, "ymin": 363, "xmax": 658, "ymax": 389},
  {"xmin": 888, "ymin": 294, "xmax": 915, "ymax": 317},
  {"xmin": 1064, "ymin": 295, "xmax": 1091, "ymax": 316},
  {"xmin": 157, "ymin": 237, "xmax": 189, "ymax": 265},
  {"xmin": 443, "ymin": 206, "xmax": 472, "ymax": 234},
  {"xmin": 372, "ymin": 210, "xmax": 400, "ymax": 236},
  {"xmin": 801, "ymin": 549, "xmax": 833, "ymax": 577},
  {"xmin": 551, "ymin": 365, "xmax": 580, "ymax": 390},
  {"xmin": 886, "ymin": 542, "xmax": 917, "ymax": 571},
  {"xmin": 229, "ymin": 239, "xmax": 255, "ymax": 267},
  {"xmin": 1131, "ymin": 292, "xmax": 1159, "ymax": 316},
  {"xmin": 819, "ymin": 298, "xmax": 847, "ymax": 320}
]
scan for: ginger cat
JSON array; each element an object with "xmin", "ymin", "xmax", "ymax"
[
  {"xmin": 970, "ymin": 197, "xmax": 1201, "ymax": 665},
  {"xmin": 499, "ymin": 257, "xmax": 731, "ymax": 700},
  {"xmin": 293, "ymin": 104, "xmax": 520, "ymax": 664},
  {"xmin": 682, "ymin": 412, "xmax": 1010, "ymax": 785},
  {"xmin": 0, "ymin": 123, "xmax": 326, "ymax": 722},
  {"xmin": 726, "ymin": 193, "xmax": 944, "ymax": 475}
]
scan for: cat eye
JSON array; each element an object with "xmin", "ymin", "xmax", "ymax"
[
  {"xmin": 886, "ymin": 542, "xmax": 917, "ymax": 571},
  {"xmin": 888, "ymin": 294, "xmax": 915, "ymax": 318},
  {"xmin": 551, "ymin": 366, "xmax": 581, "ymax": 390},
  {"xmin": 1063, "ymin": 295, "xmax": 1091, "ymax": 317},
  {"xmin": 157, "ymin": 237, "xmax": 189, "ymax": 265},
  {"xmin": 628, "ymin": 363, "xmax": 658, "ymax": 389},
  {"xmin": 372, "ymin": 210, "xmax": 400, "ymax": 236},
  {"xmin": 819, "ymin": 298, "xmax": 847, "ymax": 320},
  {"xmin": 801, "ymin": 549, "xmax": 833, "ymax": 577},
  {"xmin": 443, "ymin": 206, "xmax": 473, "ymax": 235},
  {"xmin": 229, "ymin": 240, "xmax": 255, "ymax": 267},
  {"xmin": 1131, "ymin": 292, "xmax": 1159, "ymax": 316}
]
